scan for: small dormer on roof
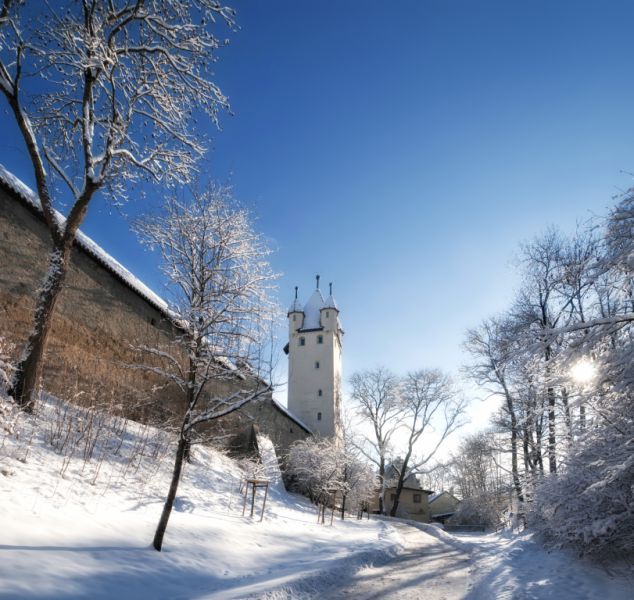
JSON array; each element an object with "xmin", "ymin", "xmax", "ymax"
[{"xmin": 288, "ymin": 286, "xmax": 303, "ymax": 315}]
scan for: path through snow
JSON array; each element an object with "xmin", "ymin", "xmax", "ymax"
[
  {"xmin": 300, "ymin": 520, "xmax": 633, "ymax": 600},
  {"xmin": 323, "ymin": 522, "xmax": 471, "ymax": 599}
]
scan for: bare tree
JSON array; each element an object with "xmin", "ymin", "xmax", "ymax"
[
  {"xmin": 464, "ymin": 318, "xmax": 524, "ymax": 503},
  {"xmin": 389, "ymin": 369, "xmax": 465, "ymax": 517},
  {"xmin": 133, "ymin": 183, "xmax": 278, "ymax": 551},
  {"xmin": 349, "ymin": 367, "xmax": 402, "ymax": 514},
  {"xmin": 0, "ymin": 0, "xmax": 234, "ymax": 409}
]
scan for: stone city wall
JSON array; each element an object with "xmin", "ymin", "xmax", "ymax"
[{"xmin": 0, "ymin": 183, "xmax": 309, "ymax": 455}]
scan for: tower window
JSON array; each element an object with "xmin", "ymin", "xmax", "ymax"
[
  {"xmin": 293, "ymin": 315, "xmax": 296, "ymax": 322},
  {"xmin": 315, "ymin": 361, "xmax": 320, "ymax": 369},
  {"xmin": 318, "ymin": 389, "xmax": 323, "ymax": 397},
  {"xmin": 325, "ymin": 311, "xmax": 329, "ymax": 318},
  {"xmin": 317, "ymin": 412, "xmax": 322, "ymax": 421},
  {"xmin": 299, "ymin": 337, "xmax": 305, "ymax": 346},
  {"xmin": 317, "ymin": 335, "xmax": 323, "ymax": 344},
  {"xmin": 413, "ymin": 494, "xmax": 421, "ymax": 504}
]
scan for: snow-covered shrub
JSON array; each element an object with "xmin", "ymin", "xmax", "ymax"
[
  {"xmin": 448, "ymin": 493, "xmax": 502, "ymax": 529},
  {"xmin": 530, "ymin": 412, "xmax": 634, "ymax": 559},
  {"xmin": 285, "ymin": 437, "xmax": 377, "ymax": 515},
  {"xmin": 285, "ymin": 437, "xmax": 344, "ymax": 502}
]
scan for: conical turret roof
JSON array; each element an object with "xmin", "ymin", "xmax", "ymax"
[
  {"xmin": 323, "ymin": 294, "xmax": 338, "ymax": 310},
  {"xmin": 288, "ymin": 285, "xmax": 303, "ymax": 314},
  {"xmin": 322, "ymin": 282, "xmax": 338, "ymax": 310},
  {"xmin": 302, "ymin": 288, "xmax": 325, "ymax": 329},
  {"xmin": 288, "ymin": 298, "xmax": 303, "ymax": 313}
]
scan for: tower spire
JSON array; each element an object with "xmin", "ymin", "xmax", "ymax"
[
  {"xmin": 329, "ymin": 282, "xmax": 332, "ymax": 296},
  {"xmin": 316, "ymin": 274, "xmax": 320, "ymax": 290},
  {"xmin": 294, "ymin": 286, "xmax": 298, "ymax": 300}
]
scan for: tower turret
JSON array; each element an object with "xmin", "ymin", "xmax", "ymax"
[
  {"xmin": 288, "ymin": 285, "xmax": 304, "ymax": 334},
  {"xmin": 285, "ymin": 276, "xmax": 343, "ymax": 439}
]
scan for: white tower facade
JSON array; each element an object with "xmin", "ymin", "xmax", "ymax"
[{"xmin": 285, "ymin": 276, "xmax": 343, "ymax": 439}]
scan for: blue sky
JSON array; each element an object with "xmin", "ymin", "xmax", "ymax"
[{"xmin": 3, "ymin": 1, "xmax": 634, "ymax": 428}]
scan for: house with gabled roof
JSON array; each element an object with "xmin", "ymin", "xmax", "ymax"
[
  {"xmin": 370, "ymin": 464, "xmax": 434, "ymax": 522},
  {"xmin": 429, "ymin": 490, "xmax": 461, "ymax": 523}
]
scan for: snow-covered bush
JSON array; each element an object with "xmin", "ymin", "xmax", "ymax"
[
  {"xmin": 530, "ymin": 404, "xmax": 634, "ymax": 559},
  {"xmin": 285, "ymin": 437, "xmax": 377, "ymax": 515},
  {"xmin": 285, "ymin": 438, "xmax": 344, "ymax": 502},
  {"xmin": 448, "ymin": 493, "xmax": 502, "ymax": 530}
]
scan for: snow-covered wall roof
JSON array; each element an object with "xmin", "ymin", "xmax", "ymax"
[
  {"xmin": 271, "ymin": 398, "xmax": 312, "ymax": 433},
  {"xmin": 0, "ymin": 164, "xmax": 169, "ymax": 316}
]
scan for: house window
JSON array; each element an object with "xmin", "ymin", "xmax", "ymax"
[
  {"xmin": 315, "ymin": 361, "xmax": 320, "ymax": 369},
  {"xmin": 413, "ymin": 493, "xmax": 421, "ymax": 503},
  {"xmin": 317, "ymin": 335, "xmax": 323, "ymax": 344},
  {"xmin": 150, "ymin": 317, "xmax": 156, "ymax": 326},
  {"xmin": 318, "ymin": 389, "xmax": 323, "ymax": 397},
  {"xmin": 299, "ymin": 337, "xmax": 305, "ymax": 346},
  {"xmin": 317, "ymin": 412, "xmax": 322, "ymax": 421},
  {"xmin": 290, "ymin": 427, "xmax": 293, "ymax": 433}
]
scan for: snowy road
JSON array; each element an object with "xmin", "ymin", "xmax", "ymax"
[{"xmin": 324, "ymin": 522, "xmax": 471, "ymax": 599}]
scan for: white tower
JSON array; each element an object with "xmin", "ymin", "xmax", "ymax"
[{"xmin": 285, "ymin": 276, "xmax": 343, "ymax": 439}]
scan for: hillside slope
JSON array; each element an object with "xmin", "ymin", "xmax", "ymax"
[{"xmin": 0, "ymin": 394, "xmax": 400, "ymax": 599}]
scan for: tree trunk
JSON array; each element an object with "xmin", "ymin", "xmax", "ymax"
[
  {"xmin": 389, "ymin": 479, "xmax": 403, "ymax": 517},
  {"xmin": 561, "ymin": 387, "xmax": 572, "ymax": 445},
  {"xmin": 340, "ymin": 494, "xmax": 346, "ymax": 520},
  {"xmin": 10, "ymin": 245, "xmax": 71, "ymax": 411},
  {"xmin": 535, "ymin": 413, "xmax": 544, "ymax": 473},
  {"xmin": 547, "ymin": 385, "xmax": 557, "ymax": 473},
  {"xmin": 509, "ymin": 422, "xmax": 524, "ymax": 503},
  {"xmin": 389, "ymin": 455, "xmax": 411, "ymax": 517},
  {"xmin": 544, "ymin": 350, "xmax": 557, "ymax": 474},
  {"xmin": 378, "ymin": 458, "xmax": 385, "ymax": 514},
  {"xmin": 153, "ymin": 436, "xmax": 188, "ymax": 551},
  {"xmin": 522, "ymin": 428, "xmax": 531, "ymax": 472}
]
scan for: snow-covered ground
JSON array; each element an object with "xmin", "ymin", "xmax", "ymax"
[
  {"xmin": 1, "ymin": 394, "xmax": 631, "ymax": 599},
  {"xmin": 461, "ymin": 528, "xmax": 633, "ymax": 600},
  {"xmin": 0, "ymin": 395, "xmax": 400, "ymax": 599}
]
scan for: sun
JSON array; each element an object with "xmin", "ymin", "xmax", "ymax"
[{"xmin": 570, "ymin": 358, "xmax": 597, "ymax": 385}]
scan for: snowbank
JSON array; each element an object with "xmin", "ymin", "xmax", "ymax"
[{"xmin": 459, "ymin": 529, "xmax": 633, "ymax": 600}]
